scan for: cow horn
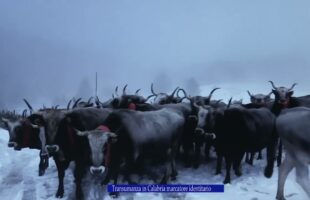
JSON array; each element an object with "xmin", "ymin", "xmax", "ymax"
[
  {"xmin": 193, "ymin": 101, "xmax": 200, "ymax": 109},
  {"xmin": 95, "ymin": 96, "xmax": 103, "ymax": 107},
  {"xmin": 1, "ymin": 117, "xmax": 9, "ymax": 123},
  {"xmin": 22, "ymin": 109, "xmax": 27, "ymax": 118},
  {"xmin": 247, "ymin": 90, "xmax": 253, "ymax": 98},
  {"xmin": 123, "ymin": 84, "xmax": 128, "ymax": 95},
  {"xmin": 227, "ymin": 97, "xmax": 232, "ymax": 108},
  {"xmin": 108, "ymin": 132, "xmax": 118, "ymax": 143},
  {"xmin": 108, "ymin": 132, "xmax": 117, "ymax": 138},
  {"xmin": 177, "ymin": 88, "xmax": 188, "ymax": 98},
  {"xmin": 215, "ymin": 99, "xmax": 222, "ymax": 106},
  {"xmin": 267, "ymin": 91, "xmax": 273, "ymax": 97},
  {"xmin": 151, "ymin": 83, "xmax": 158, "ymax": 96},
  {"xmin": 268, "ymin": 81, "xmax": 277, "ymax": 89},
  {"xmin": 288, "ymin": 83, "xmax": 297, "ymax": 91},
  {"xmin": 30, "ymin": 123, "xmax": 39, "ymax": 129},
  {"xmin": 67, "ymin": 99, "xmax": 73, "ymax": 110},
  {"xmin": 87, "ymin": 97, "xmax": 94, "ymax": 104},
  {"xmin": 115, "ymin": 86, "xmax": 119, "ymax": 97},
  {"xmin": 170, "ymin": 87, "xmax": 179, "ymax": 97},
  {"xmin": 75, "ymin": 129, "xmax": 89, "ymax": 136},
  {"xmin": 144, "ymin": 94, "xmax": 156, "ymax": 102},
  {"xmin": 208, "ymin": 88, "xmax": 220, "ymax": 100},
  {"xmin": 23, "ymin": 99, "xmax": 33, "ymax": 112},
  {"xmin": 135, "ymin": 89, "xmax": 141, "ymax": 95},
  {"xmin": 72, "ymin": 98, "xmax": 82, "ymax": 108}
]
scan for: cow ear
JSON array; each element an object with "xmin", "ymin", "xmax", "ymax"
[
  {"xmin": 272, "ymin": 89, "xmax": 277, "ymax": 95},
  {"xmin": 1, "ymin": 117, "xmax": 9, "ymax": 123},
  {"xmin": 108, "ymin": 132, "xmax": 118, "ymax": 143},
  {"xmin": 250, "ymin": 96, "xmax": 255, "ymax": 103},
  {"xmin": 112, "ymin": 98, "xmax": 120, "ymax": 108},
  {"xmin": 288, "ymin": 91, "xmax": 294, "ymax": 97},
  {"xmin": 66, "ymin": 116, "xmax": 72, "ymax": 124}
]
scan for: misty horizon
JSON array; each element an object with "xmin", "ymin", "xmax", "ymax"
[{"xmin": 1, "ymin": 0, "xmax": 310, "ymax": 110}]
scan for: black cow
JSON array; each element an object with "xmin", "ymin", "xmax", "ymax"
[
  {"xmin": 75, "ymin": 108, "xmax": 184, "ymax": 197},
  {"xmin": 2, "ymin": 115, "xmax": 49, "ymax": 176},
  {"xmin": 179, "ymin": 88, "xmax": 222, "ymax": 167},
  {"xmin": 243, "ymin": 90, "xmax": 273, "ymax": 164},
  {"xmin": 268, "ymin": 81, "xmax": 299, "ymax": 167},
  {"xmin": 195, "ymin": 104, "xmax": 276, "ymax": 184}
]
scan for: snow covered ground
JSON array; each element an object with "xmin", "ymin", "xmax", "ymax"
[{"xmin": 0, "ymin": 128, "xmax": 307, "ymax": 200}]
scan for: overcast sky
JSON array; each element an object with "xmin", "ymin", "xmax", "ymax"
[{"xmin": 1, "ymin": 0, "xmax": 310, "ymax": 110}]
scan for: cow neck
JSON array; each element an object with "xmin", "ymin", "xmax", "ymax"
[
  {"xmin": 21, "ymin": 120, "xmax": 32, "ymax": 148},
  {"xmin": 97, "ymin": 125, "xmax": 112, "ymax": 167}
]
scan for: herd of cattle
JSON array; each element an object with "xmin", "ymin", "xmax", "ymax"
[{"xmin": 1, "ymin": 81, "xmax": 310, "ymax": 200}]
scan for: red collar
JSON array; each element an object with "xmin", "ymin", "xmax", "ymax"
[{"xmin": 128, "ymin": 103, "xmax": 136, "ymax": 110}]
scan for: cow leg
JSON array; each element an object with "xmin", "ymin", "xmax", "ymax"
[
  {"xmin": 74, "ymin": 161, "xmax": 86, "ymax": 200},
  {"xmin": 276, "ymin": 154, "xmax": 294, "ymax": 200},
  {"xmin": 107, "ymin": 156, "xmax": 121, "ymax": 198},
  {"xmin": 295, "ymin": 163, "xmax": 310, "ymax": 198},
  {"xmin": 55, "ymin": 159, "xmax": 70, "ymax": 198},
  {"xmin": 182, "ymin": 142, "xmax": 193, "ymax": 168},
  {"xmin": 38, "ymin": 154, "xmax": 49, "ymax": 176},
  {"xmin": 161, "ymin": 148, "xmax": 172, "ymax": 184},
  {"xmin": 124, "ymin": 158, "xmax": 137, "ymax": 184},
  {"xmin": 234, "ymin": 152, "xmax": 244, "ymax": 177},
  {"xmin": 193, "ymin": 140, "xmax": 203, "ymax": 168},
  {"xmin": 257, "ymin": 150, "xmax": 263, "ymax": 160},
  {"xmin": 249, "ymin": 152, "xmax": 254, "ymax": 165},
  {"xmin": 277, "ymin": 139, "xmax": 283, "ymax": 167},
  {"xmin": 245, "ymin": 152, "xmax": 250, "ymax": 163},
  {"xmin": 264, "ymin": 135, "xmax": 278, "ymax": 178},
  {"xmin": 204, "ymin": 142, "xmax": 211, "ymax": 162},
  {"xmin": 170, "ymin": 141, "xmax": 179, "ymax": 180},
  {"xmin": 223, "ymin": 156, "xmax": 232, "ymax": 184},
  {"xmin": 215, "ymin": 153, "xmax": 223, "ymax": 175}
]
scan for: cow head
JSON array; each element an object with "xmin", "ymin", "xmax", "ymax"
[
  {"xmin": 28, "ymin": 109, "xmax": 65, "ymax": 155},
  {"xmin": 182, "ymin": 88, "xmax": 220, "ymax": 114},
  {"xmin": 2, "ymin": 117, "xmax": 42, "ymax": 150},
  {"xmin": 111, "ymin": 85, "xmax": 155, "ymax": 109},
  {"xmin": 76, "ymin": 126, "xmax": 117, "ymax": 175},
  {"xmin": 194, "ymin": 105, "xmax": 217, "ymax": 140},
  {"xmin": 269, "ymin": 81, "xmax": 297, "ymax": 107},
  {"xmin": 247, "ymin": 90, "xmax": 272, "ymax": 106},
  {"xmin": 151, "ymin": 83, "xmax": 180, "ymax": 105}
]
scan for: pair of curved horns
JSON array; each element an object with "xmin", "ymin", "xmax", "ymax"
[{"xmin": 269, "ymin": 81, "xmax": 297, "ymax": 91}]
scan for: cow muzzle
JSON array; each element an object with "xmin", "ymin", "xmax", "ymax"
[
  {"xmin": 204, "ymin": 133, "xmax": 216, "ymax": 140},
  {"xmin": 45, "ymin": 145, "xmax": 60, "ymax": 154},
  {"xmin": 90, "ymin": 166, "xmax": 106, "ymax": 175},
  {"xmin": 8, "ymin": 142, "xmax": 18, "ymax": 148},
  {"xmin": 195, "ymin": 128, "xmax": 205, "ymax": 136}
]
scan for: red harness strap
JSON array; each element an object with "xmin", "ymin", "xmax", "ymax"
[
  {"xmin": 97, "ymin": 125, "xmax": 112, "ymax": 167},
  {"xmin": 128, "ymin": 103, "xmax": 137, "ymax": 110}
]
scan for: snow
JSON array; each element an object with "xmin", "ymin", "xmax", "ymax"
[{"xmin": 0, "ymin": 128, "xmax": 308, "ymax": 200}]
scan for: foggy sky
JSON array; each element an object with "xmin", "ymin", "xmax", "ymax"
[{"xmin": 1, "ymin": 0, "xmax": 310, "ymax": 110}]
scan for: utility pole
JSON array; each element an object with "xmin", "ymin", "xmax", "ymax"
[{"xmin": 95, "ymin": 72, "xmax": 98, "ymax": 97}]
